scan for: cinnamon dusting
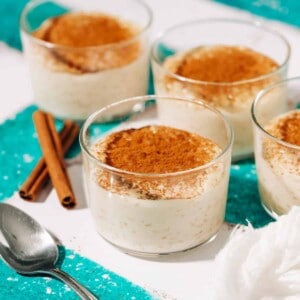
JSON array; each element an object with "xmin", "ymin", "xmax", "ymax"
[
  {"xmin": 92, "ymin": 126, "xmax": 223, "ymax": 200},
  {"xmin": 34, "ymin": 13, "xmax": 137, "ymax": 47},
  {"xmin": 162, "ymin": 45, "xmax": 280, "ymax": 109},
  {"xmin": 263, "ymin": 110, "xmax": 300, "ymax": 174},
  {"xmin": 95, "ymin": 126, "xmax": 218, "ymax": 173},
  {"xmin": 32, "ymin": 12, "xmax": 141, "ymax": 73},
  {"xmin": 175, "ymin": 46, "xmax": 278, "ymax": 82},
  {"xmin": 268, "ymin": 111, "xmax": 300, "ymax": 146}
]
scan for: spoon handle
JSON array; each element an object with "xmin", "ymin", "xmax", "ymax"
[{"xmin": 47, "ymin": 268, "xmax": 98, "ymax": 300}]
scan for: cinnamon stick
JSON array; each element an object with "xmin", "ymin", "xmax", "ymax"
[
  {"xmin": 46, "ymin": 113, "xmax": 65, "ymax": 163},
  {"xmin": 30, "ymin": 111, "xmax": 77, "ymax": 208},
  {"xmin": 19, "ymin": 120, "xmax": 79, "ymax": 202}
]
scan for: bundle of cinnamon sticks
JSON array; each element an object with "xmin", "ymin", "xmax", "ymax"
[{"xmin": 19, "ymin": 110, "xmax": 80, "ymax": 209}]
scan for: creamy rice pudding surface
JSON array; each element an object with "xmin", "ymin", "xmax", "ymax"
[
  {"xmin": 22, "ymin": 12, "xmax": 149, "ymax": 119},
  {"xmin": 154, "ymin": 45, "xmax": 280, "ymax": 158},
  {"xmin": 86, "ymin": 125, "xmax": 229, "ymax": 254},
  {"xmin": 256, "ymin": 110, "xmax": 300, "ymax": 215}
]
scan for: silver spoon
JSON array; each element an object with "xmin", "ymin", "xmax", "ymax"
[{"xmin": 0, "ymin": 203, "xmax": 98, "ymax": 300}]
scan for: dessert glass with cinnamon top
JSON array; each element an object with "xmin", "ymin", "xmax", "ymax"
[
  {"xmin": 151, "ymin": 19, "xmax": 290, "ymax": 161},
  {"xmin": 80, "ymin": 95, "xmax": 233, "ymax": 256},
  {"xmin": 252, "ymin": 77, "xmax": 300, "ymax": 218},
  {"xmin": 20, "ymin": 0, "xmax": 152, "ymax": 120}
]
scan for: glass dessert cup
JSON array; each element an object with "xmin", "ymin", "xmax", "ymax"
[
  {"xmin": 20, "ymin": 0, "xmax": 152, "ymax": 120},
  {"xmin": 80, "ymin": 95, "xmax": 233, "ymax": 256},
  {"xmin": 252, "ymin": 77, "xmax": 300, "ymax": 218},
  {"xmin": 151, "ymin": 19, "xmax": 290, "ymax": 161}
]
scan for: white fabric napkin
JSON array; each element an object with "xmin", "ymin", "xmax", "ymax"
[{"xmin": 214, "ymin": 207, "xmax": 300, "ymax": 300}]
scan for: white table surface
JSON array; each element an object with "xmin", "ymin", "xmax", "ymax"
[{"xmin": 1, "ymin": 0, "xmax": 300, "ymax": 299}]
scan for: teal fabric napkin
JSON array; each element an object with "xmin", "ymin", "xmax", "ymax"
[
  {"xmin": 0, "ymin": 0, "xmax": 28, "ymax": 50},
  {"xmin": 0, "ymin": 247, "xmax": 153, "ymax": 300},
  {"xmin": 216, "ymin": 0, "xmax": 300, "ymax": 28}
]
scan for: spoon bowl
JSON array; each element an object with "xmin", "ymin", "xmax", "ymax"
[{"xmin": 0, "ymin": 203, "xmax": 97, "ymax": 300}]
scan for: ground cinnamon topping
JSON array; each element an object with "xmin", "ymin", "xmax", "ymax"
[
  {"xmin": 162, "ymin": 45, "xmax": 280, "ymax": 108},
  {"xmin": 95, "ymin": 126, "xmax": 219, "ymax": 173},
  {"xmin": 263, "ymin": 110, "xmax": 300, "ymax": 176},
  {"xmin": 32, "ymin": 12, "xmax": 140, "ymax": 73},
  {"xmin": 91, "ymin": 126, "xmax": 223, "ymax": 200},
  {"xmin": 267, "ymin": 111, "xmax": 300, "ymax": 146},
  {"xmin": 34, "ymin": 13, "xmax": 137, "ymax": 47},
  {"xmin": 175, "ymin": 46, "xmax": 278, "ymax": 82}
]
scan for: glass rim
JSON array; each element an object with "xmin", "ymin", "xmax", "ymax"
[
  {"xmin": 79, "ymin": 95, "xmax": 234, "ymax": 177},
  {"xmin": 251, "ymin": 76, "xmax": 300, "ymax": 151},
  {"xmin": 20, "ymin": 0, "xmax": 153, "ymax": 51},
  {"xmin": 151, "ymin": 18, "xmax": 291, "ymax": 87}
]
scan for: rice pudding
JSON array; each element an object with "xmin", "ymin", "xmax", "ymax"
[
  {"xmin": 22, "ymin": 12, "xmax": 149, "ymax": 119},
  {"xmin": 256, "ymin": 110, "xmax": 300, "ymax": 215},
  {"xmin": 85, "ymin": 125, "xmax": 229, "ymax": 254},
  {"xmin": 153, "ymin": 45, "xmax": 280, "ymax": 159}
]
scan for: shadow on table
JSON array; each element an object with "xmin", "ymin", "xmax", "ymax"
[{"xmin": 137, "ymin": 223, "xmax": 234, "ymax": 263}]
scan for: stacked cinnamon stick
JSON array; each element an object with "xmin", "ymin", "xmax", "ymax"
[{"xmin": 19, "ymin": 111, "xmax": 80, "ymax": 208}]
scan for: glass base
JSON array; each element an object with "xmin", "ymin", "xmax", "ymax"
[
  {"xmin": 259, "ymin": 183, "xmax": 283, "ymax": 220},
  {"xmin": 98, "ymin": 230, "xmax": 219, "ymax": 258}
]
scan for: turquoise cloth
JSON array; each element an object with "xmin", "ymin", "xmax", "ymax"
[
  {"xmin": 216, "ymin": 0, "xmax": 300, "ymax": 28},
  {"xmin": 0, "ymin": 0, "xmax": 28, "ymax": 50},
  {"xmin": 0, "ymin": 247, "xmax": 153, "ymax": 300}
]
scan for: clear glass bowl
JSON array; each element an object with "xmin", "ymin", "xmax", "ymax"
[
  {"xmin": 80, "ymin": 95, "xmax": 233, "ymax": 256},
  {"xmin": 20, "ymin": 0, "xmax": 152, "ymax": 120},
  {"xmin": 252, "ymin": 77, "xmax": 300, "ymax": 217},
  {"xmin": 151, "ymin": 18, "xmax": 290, "ymax": 161}
]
